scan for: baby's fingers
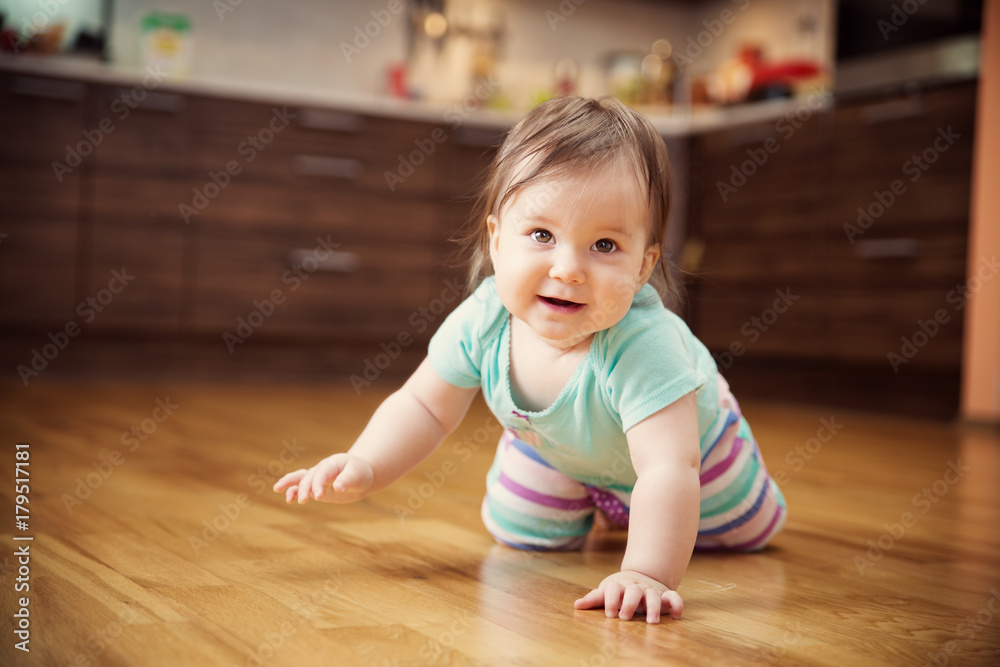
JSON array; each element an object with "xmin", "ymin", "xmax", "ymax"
[
  {"xmin": 573, "ymin": 587, "xmax": 606, "ymax": 611},
  {"xmin": 619, "ymin": 584, "xmax": 645, "ymax": 621},
  {"xmin": 602, "ymin": 581, "xmax": 625, "ymax": 619},
  {"xmin": 297, "ymin": 467, "xmax": 320, "ymax": 503},
  {"xmin": 644, "ymin": 589, "xmax": 662, "ymax": 623},
  {"xmin": 311, "ymin": 457, "xmax": 352, "ymax": 500},
  {"xmin": 273, "ymin": 469, "xmax": 307, "ymax": 493},
  {"xmin": 661, "ymin": 589, "xmax": 684, "ymax": 620}
]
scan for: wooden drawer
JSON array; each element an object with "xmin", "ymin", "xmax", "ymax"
[
  {"xmin": 698, "ymin": 236, "xmax": 827, "ymax": 290},
  {"xmin": 192, "ymin": 229, "xmax": 442, "ymax": 338},
  {"xmin": 188, "ymin": 179, "xmax": 448, "ymax": 242},
  {"xmin": 832, "ymin": 83, "xmax": 976, "ymax": 161},
  {"xmin": 826, "ymin": 287, "xmax": 963, "ymax": 369},
  {"xmin": 0, "ymin": 164, "xmax": 81, "ymax": 225},
  {"xmin": 91, "ymin": 172, "xmax": 191, "ymax": 226},
  {"xmin": 0, "ymin": 73, "xmax": 88, "ymax": 168},
  {"xmin": 695, "ymin": 114, "xmax": 829, "ymax": 240},
  {"xmin": 825, "ymin": 227, "xmax": 968, "ymax": 290},
  {"xmin": 699, "ymin": 184, "xmax": 829, "ymax": 239},
  {"xmin": 188, "ymin": 95, "xmax": 442, "ymax": 195},
  {"xmin": 694, "ymin": 285, "xmax": 829, "ymax": 359},
  {"xmin": 90, "ymin": 86, "xmax": 191, "ymax": 174},
  {"xmin": 829, "ymin": 83, "xmax": 976, "ymax": 232},
  {"xmin": 832, "ymin": 175, "xmax": 974, "ymax": 233}
]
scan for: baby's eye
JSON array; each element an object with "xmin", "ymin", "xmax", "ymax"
[
  {"xmin": 531, "ymin": 229, "xmax": 553, "ymax": 244},
  {"xmin": 594, "ymin": 239, "xmax": 617, "ymax": 254}
]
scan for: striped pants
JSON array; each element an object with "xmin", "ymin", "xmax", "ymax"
[{"xmin": 480, "ymin": 380, "xmax": 787, "ymax": 552}]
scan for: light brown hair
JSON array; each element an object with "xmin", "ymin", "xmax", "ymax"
[{"xmin": 458, "ymin": 96, "xmax": 680, "ymax": 308}]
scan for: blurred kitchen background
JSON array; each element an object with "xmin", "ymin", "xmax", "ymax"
[{"xmin": 0, "ymin": 0, "xmax": 996, "ymax": 424}]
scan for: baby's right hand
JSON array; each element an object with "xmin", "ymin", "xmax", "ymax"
[{"xmin": 273, "ymin": 453, "xmax": 374, "ymax": 504}]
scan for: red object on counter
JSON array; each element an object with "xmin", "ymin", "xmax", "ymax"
[
  {"xmin": 387, "ymin": 63, "xmax": 409, "ymax": 99},
  {"xmin": 751, "ymin": 60, "xmax": 823, "ymax": 88}
]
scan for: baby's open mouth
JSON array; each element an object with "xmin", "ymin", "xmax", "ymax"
[{"xmin": 540, "ymin": 296, "xmax": 583, "ymax": 309}]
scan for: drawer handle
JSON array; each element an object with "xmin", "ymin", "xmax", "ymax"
[
  {"xmin": 291, "ymin": 155, "xmax": 363, "ymax": 180},
  {"xmin": 110, "ymin": 88, "xmax": 184, "ymax": 113},
  {"xmin": 854, "ymin": 238, "xmax": 921, "ymax": 259},
  {"xmin": 10, "ymin": 76, "xmax": 85, "ymax": 101},
  {"xmin": 859, "ymin": 98, "xmax": 925, "ymax": 124},
  {"xmin": 295, "ymin": 108, "xmax": 363, "ymax": 132},
  {"xmin": 288, "ymin": 249, "xmax": 360, "ymax": 273}
]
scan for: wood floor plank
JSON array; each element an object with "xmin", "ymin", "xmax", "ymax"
[
  {"xmin": 29, "ymin": 534, "xmax": 184, "ymax": 624},
  {"xmin": 1, "ymin": 383, "xmax": 998, "ymax": 666}
]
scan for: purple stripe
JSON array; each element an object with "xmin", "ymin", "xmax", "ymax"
[
  {"xmin": 507, "ymin": 433, "xmax": 554, "ymax": 469},
  {"xmin": 497, "ymin": 472, "xmax": 591, "ymax": 511},
  {"xmin": 700, "ymin": 437, "xmax": 746, "ymax": 484},
  {"xmin": 730, "ymin": 504, "xmax": 785, "ymax": 551}
]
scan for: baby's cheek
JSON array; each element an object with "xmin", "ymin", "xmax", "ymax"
[{"xmin": 589, "ymin": 300, "xmax": 628, "ymax": 332}]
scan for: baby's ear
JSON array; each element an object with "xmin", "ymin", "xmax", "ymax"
[
  {"xmin": 638, "ymin": 243, "xmax": 661, "ymax": 290},
  {"xmin": 487, "ymin": 215, "xmax": 500, "ymax": 258}
]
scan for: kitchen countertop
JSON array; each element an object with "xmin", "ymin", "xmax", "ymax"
[{"xmin": 0, "ymin": 53, "xmax": 831, "ymax": 136}]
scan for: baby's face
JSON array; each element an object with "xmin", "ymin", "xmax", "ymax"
[{"xmin": 488, "ymin": 167, "xmax": 659, "ymax": 350}]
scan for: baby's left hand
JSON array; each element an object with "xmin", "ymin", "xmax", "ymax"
[{"xmin": 574, "ymin": 570, "xmax": 683, "ymax": 623}]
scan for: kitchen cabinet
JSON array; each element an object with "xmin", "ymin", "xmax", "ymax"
[
  {"xmin": 687, "ymin": 81, "xmax": 977, "ymax": 416},
  {"xmin": 0, "ymin": 70, "xmax": 492, "ymax": 366},
  {"xmin": 0, "ymin": 72, "xmax": 87, "ymax": 328}
]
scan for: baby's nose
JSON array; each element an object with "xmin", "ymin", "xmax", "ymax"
[{"xmin": 549, "ymin": 247, "xmax": 586, "ymax": 283}]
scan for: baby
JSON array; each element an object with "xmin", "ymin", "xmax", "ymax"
[{"xmin": 274, "ymin": 96, "xmax": 787, "ymax": 623}]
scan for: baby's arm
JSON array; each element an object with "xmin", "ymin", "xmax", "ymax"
[
  {"xmin": 274, "ymin": 357, "xmax": 478, "ymax": 504},
  {"xmin": 574, "ymin": 390, "xmax": 701, "ymax": 623}
]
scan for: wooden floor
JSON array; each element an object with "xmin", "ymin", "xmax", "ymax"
[{"xmin": 1, "ymin": 381, "xmax": 999, "ymax": 666}]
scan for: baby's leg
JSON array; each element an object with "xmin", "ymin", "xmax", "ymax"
[
  {"xmin": 481, "ymin": 430, "xmax": 596, "ymax": 550},
  {"xmin": 696, "ymin": 378, "xmax": 787, "ymax": 551}
]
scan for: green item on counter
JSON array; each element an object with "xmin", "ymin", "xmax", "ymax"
[{"xmin": 139, "ymin": 11, "xmax": 192, "ymax": 77}]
